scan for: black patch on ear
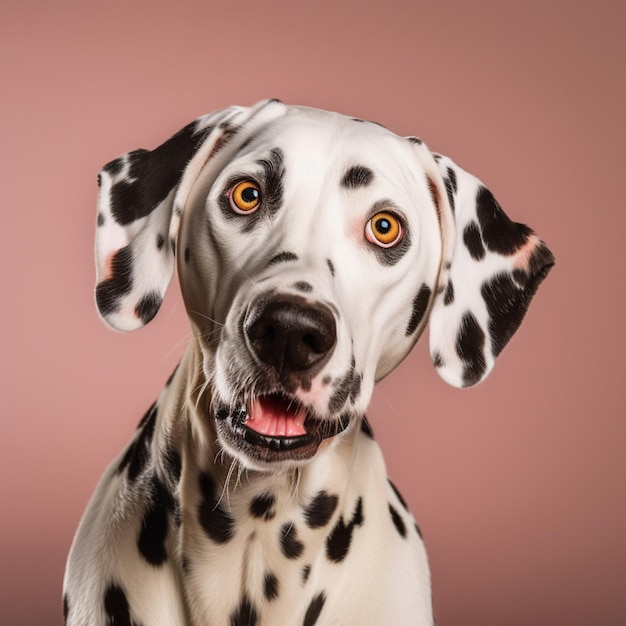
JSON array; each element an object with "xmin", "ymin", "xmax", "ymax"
[
  {"xmin": 304, "ymin": 491, "xmax": 339, "ymax": 529},
  {"xmin": 231, "ymin": 595, "xmax": 258, "ymax": 626},
  {"xmin": 456, "ymin": 312, "xmax": 486, "ymax": 386},
  {"xmin": 117, "ymin": 403, "xmax": 157, "ymax": 481},
  {"xmin": 107, "ymin": 121, "xmax": 214, "ymax": 226},
  {"xmin": 279, "ymin": 523, "xmax": 304, "ymax": 559},
  {"xmin": 341, "ymin": 165, "xmax": 374, "ymax": 188},
  {"xmin": 443, "ymin": 280, "xmax": 455, "ymax": 306},
  {"xmin": 326, "ymin": 497, "xmax": 364, "ymax": 563},
  {"xmin": 463, "ymin": 222, "xmax": 486, "ymax": 261},
  {"xmin": 481, "ymin": 243, "xmax": 554, "ymax": 357},
  {"xmin": 388, "ymin": 479, "xmax": 409, "ymax": 512},
  {"xmin": 389, "ymin": 504, "xmax": 407, "ymax": 538},
  {"xmin": 269, "ymin": 251, "xmax": 298, "ymax": 265},
  {"xmin": 102, "ymin": 156, "xmax": 125, "ymax": 176},
  {"xmin": 360, "ymin": 416, "xmax": 374, "ymax": 438},
  {"xmin": 135, "ymin": 291, "xmax": 162, "ymax": 325},
  {"xmin": 96, "ymin": 246, "xmax": 134, "ymax": 317},
  {"xmin": 326, "ymin": 259, "xmax": 335, "ymax": 276},
  {"xmin": 250, "ymin": 492, "xmax": 276, "ymax": 520},
  {"xmin": 303, "ymin": 592, "xmax": 326, "ymax": 626},
  {"xmin": 476, "ymin": 186, "xmax": 533, "ymax": 255},
  {"xmin": 406, "ymin": 284, "xmax": 432, "ymax": 335},
  {"xmin": 138, "ymin": 474, "xmax": 173, "ymax": 566},
  {"xmin": 104, "ymin": 583, "xmax": 137, "ymax": 626},
  {"xmin": 264, "ymin": 572, "xmax": 279, "ymax": 601},
  {"xmin": 443, "ymin": 168, "xmax": 457, "ymax": 213},
  {"xmin": 198, "ymin": 472, "xmax": 235, "ymax": 544},
  {"xmin": 432, "ymin": 351, "xmax": 445, "ymax": 368}
]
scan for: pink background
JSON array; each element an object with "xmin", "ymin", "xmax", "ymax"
[{"xmin": 2, "ymin": 1, "xmax": 625, "ymax": 624}]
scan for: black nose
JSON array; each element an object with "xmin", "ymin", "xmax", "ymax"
[{"xmin": 246, "ymin": 295, "xmax": 336, "ymax": 374}]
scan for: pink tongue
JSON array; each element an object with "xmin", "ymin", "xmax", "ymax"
[{"xmin": 246, "ymin": 396, "xmax": 307, "ymax": 437}]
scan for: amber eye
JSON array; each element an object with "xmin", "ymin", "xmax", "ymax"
[
  {"xmin": 229, "ymin": 180, "xmax": 261, "ymax": 213},
  {"xmin": 365, "ymin": 211, "xmax": 403, "ymax": 247}
]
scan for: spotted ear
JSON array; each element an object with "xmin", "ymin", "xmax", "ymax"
[
  {"xmin": 426, "ymin": 154, "xmax": 554, "ymax": 387},
  {"xmin": 94, "ymin": 99, "xmax": 286, "ymax": 331}
]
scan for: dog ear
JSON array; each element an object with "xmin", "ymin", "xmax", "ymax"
[
  {"xmin": 94, "ymin": 99, "xmax": 285, "ymax": 331},
  {"xmin": 423, "ymin": 152, "xmax": 554, "ymax": 388}
]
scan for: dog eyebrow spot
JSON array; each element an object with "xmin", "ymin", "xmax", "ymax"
[
  {"xmin": 293, "ymin": 281, "xmax": 313, "ymax": 293},
  {"xmin": 269, "ymin": 251, "xmax": 298, "ymax": 265},
  {"xmin": 341, "ymin": 165, "xmax": 374, "ymax": 188}
]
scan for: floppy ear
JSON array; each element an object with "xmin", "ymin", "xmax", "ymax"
[
  {"xmin": 425, "ymin": 153, "xmax": 554, "ymax": 388},
  {"xmin": 94, "ymin": 99, "xmax": 286, "ymax": 331}
]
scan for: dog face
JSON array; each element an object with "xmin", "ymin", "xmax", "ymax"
[{"xmin": 94, "ymin": 100, "xmax": 553, "ymax": 471}]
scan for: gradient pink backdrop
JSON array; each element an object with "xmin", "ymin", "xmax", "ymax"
[{"xmin": 2, "ymin": 1, "xmax": 624, "ymax": 624}]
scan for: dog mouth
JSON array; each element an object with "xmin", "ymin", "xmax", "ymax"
[{"xmin": 215, "ymin": 393, "xmax": 350, "ymax": 463}]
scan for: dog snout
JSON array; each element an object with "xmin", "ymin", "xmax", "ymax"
[{"xmin": 246, "ymin": 295, "xmax": 336, "ymax": 375}]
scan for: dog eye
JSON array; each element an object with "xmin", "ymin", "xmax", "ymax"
[
  {"xmin": 229, "ymin": 180, "xmax": 261, "ymax": 213},
  {"xmin": 365, "ymin": 211, "xmax": 403, "ymax": 247}
]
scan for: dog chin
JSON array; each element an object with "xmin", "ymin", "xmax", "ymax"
[{"xmin": 213, "ymin": 392, "xmax": 352, "ymax": 471}]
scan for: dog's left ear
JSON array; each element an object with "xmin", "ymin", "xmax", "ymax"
[
  {"xmin": 94, "ymin": 99, "xmax": 286, "ymax": 331},
  {"xmin": 419, "ymin": 150, "xmax": 555, "ymax": 388}
]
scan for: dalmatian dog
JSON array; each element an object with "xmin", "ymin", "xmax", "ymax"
[{"xmin": 64, "ymin": 99, "xmax": 554, "ymax": 625}]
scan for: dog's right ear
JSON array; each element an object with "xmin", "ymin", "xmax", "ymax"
[{"xmin": 94, "ymin": 99, "xmax": 286, "ymax": 331}]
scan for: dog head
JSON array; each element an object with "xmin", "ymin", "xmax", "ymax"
[{"xmin": 95, "ymin": 99, "xmax": 554, "ymax": 470}]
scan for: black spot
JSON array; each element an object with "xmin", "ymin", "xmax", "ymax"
[
  {"xmin": 328, "ymin": 359, "xmax": 361, "ymax": 414},
  {"xmin": 198, "ymin": 472, "xmax": 235, "ymax": 544},
  {"xmin": 104, "ymin": 583, "xmax": 137, "ymax": 626},
  {"xmin": 230, "ymin": 595, "xmax": 258, "ymax": 626},
  {"xmin": 326, "ymin": 259, "xmax": 335, "ymax": 276},
  {"xmin": 164, "ymin": 446, "xmax": 182, "ymax": 485},
  {"xmin": 407, "ymin": 136, "xmax": 423, "ymax": 145},
  {"xmin": 443, "ymin": 280, "xmax": 455, "ymax": 306},
  {"xmin": 303, "ymin": 592, "xmax": 326, "ymax": 626},
  {"xmin": 137, "ymin": 475, "xmax": 173, "ymax": 566},
  {"xmin": 102, "ymin": 155, "xmax": 125, "ymax": 176},
  {"xmin": 107, "ymin": 120, "xmax": 214, "ymax": 226},
  {"xmin": 443, "ymin": 168, "xmax": 457, "ymax": 213},
  {"xmin": 63, "ymin": 594, "xmax": 69, "ymax": 623},
  {"xmin": 456, "ymin": 312, "xmax": 486, "ymax": 387},
  {"xmin": 117, "ymin": 403, "xmax": 157, "ymax": 481},
  {"xmin": 351, "ymin": 117, "xmax": 366, "ymax": 123},
  {"xmin": 360, "ymin": 416, "xmax": 374, "ymax": 438},
  {"xmin": 97, "ymin": 173, "xmax": 102, "ymax": 187},
  {"xmin": 326, "ymin": 497, "xmax": 364, "ymax": 563},
  {"xmin": 97, "ymin": 212, "xmax": 105, "ymax": 227},
  {"xmin": 463, "ymin": 221, "xmax": 486, "ymax": 261},
  {"xmin": 389, "ymin": 504, "xmax": 407, "ymax": 538},
  {"xmin": 304, "ymin": 491, "xmax": 339, "ymax": 529},
  {"xmin": 432, "ymin": 351, "xmax": 444, "ymax": 368},
  {"xmin": 182, "ymin": 555, "xmax": 190, "ymax": 573},
  {"xmin": 293, "ymin": 281, "xmax": 313, "ymax": 293},
  {"xmin": 415, "ymin": 522, "xmax": 423, "ymax": 539},
  {"xmin": 481, "ymin": 243, "xmax": 554, "ymax": 357},
  {"xmin": 475, "ymin": 186, "xmax": 533, "ymax": 255},
  {"xmin": 184, "ymin": 247, "xmax": 190, "ymax": 264},
  {"xmin": 250, "ymin": 492, "xmax": 276, "ymax": 520},
  {"xmin": 406, "ymin": 284, "xmax": 432, "ymax": 335},
  {"xmin": 264, "ymin": 572, "xmax": 279, "ymax": 601},
  {"xmin": 96, "ymin": 246, "xmax": 134, "ymax": 316},
  {"xmin": 388, "ymin": 479, "xmax": 409, "ymax": 512},
  {"xmin": 170, "ymin": 237, "xmax": 176, "ymax": 254},
  {"xmin": 302, "ymin": 564, "xmax": 311, "ymax": 583},
  {"xmin": 135, "ymin": 291, "xmax": 162, "ymax": 325},
  {"xmin": 280, "ymin": 523, "xmax": 304, "ymax": 559},
  {"xmin": 156, "ymin": 233, "xmax": 164, "ymax": 250},
  {"xmin": 341, "ymin": 165, "xmax": 374, "ymax": 188},
  {"xmin": 269, "ymin": 251, "xmax": 298, "ymax": 265}
]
